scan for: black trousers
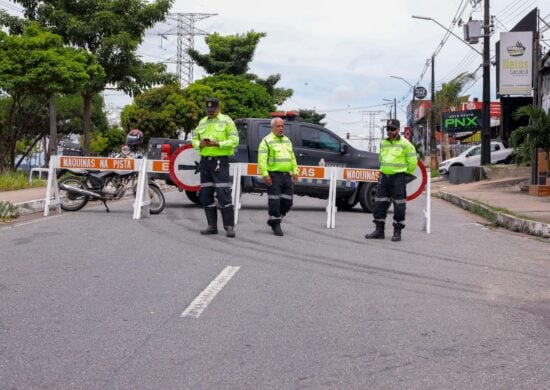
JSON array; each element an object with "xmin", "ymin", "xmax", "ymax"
[
  {"xmin": 372, "ymin": 173, "xmax": 407, "ymax": 223},
  {"xmin": 266, "ymin": 172, "xmax": 294, "ymax": 219},
  {"xmin": 199, "ymin": 157, "xmax": 232, "ymax": 208}
]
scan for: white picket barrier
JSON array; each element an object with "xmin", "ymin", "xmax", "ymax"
[
  {"xmin": 43, "ymin": 155, "xmax": 172, "ymax": 219},
  {"xmin": 228, "ymin": 161, "xmax": 428, "ymax": 231}
]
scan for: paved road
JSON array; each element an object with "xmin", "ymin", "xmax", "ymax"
[{"xmin": 1, "ymin": 191, "xmax": 549, "ymax": 389}]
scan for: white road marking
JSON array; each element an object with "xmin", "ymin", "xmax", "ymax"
[{"xmin": 181, "ymin": 266, "xmax": 240, "ymax": 318}]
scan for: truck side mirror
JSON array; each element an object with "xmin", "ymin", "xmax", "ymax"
[{"xmin": 340, "ymin": 143, "xmax": 349, "ymax": 154}]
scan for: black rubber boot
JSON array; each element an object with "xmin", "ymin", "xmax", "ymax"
[
  {"xmin": 365, "ymin": 221, "xmax": 385, "ymax": 239},
  {"xmin": 271, "ymin": 222, "xmax": 284, "ymax": 236},
  {"xmin": 200, "ymin": 207, "xmax": 218, "ymax": 235},
  {"xmin": 221, "ymin": 206, "xmax": 236, "ymax": 238},
  {"xmin": 391, "ymin": 222, "xmax": 404, "ymax": 242},
  {"xmin": 267, "ymin": 218, "xmax": 283, "ymax": 236}
]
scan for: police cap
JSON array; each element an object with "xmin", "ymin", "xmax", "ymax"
[{"xmin": 386, "ymin": 119, "xmax": 400, "ymax": 130}]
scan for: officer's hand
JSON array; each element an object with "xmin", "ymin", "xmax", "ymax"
[
  {"xmin": 292, "ymin": 174, "xmax": 299, "ymax": 184},
  {"xmin": 263, "ymin": 175, "xmax": 272, "ymax": 186},
  {"xmin": 199, "ymin": 140, "xmax": 208, "ymax": 148}
]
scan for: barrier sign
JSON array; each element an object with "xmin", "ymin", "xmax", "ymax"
[
  {"xmin": 169, "ymin": 144, "xmax": 201, "ymax": 191},
  {"xmin": 151, "ymin": 160, "xmax": 170, "ymax": 173},
  {"xmin": 246, "ymin": 164, "xmax": 325, "ymax": 179},
  {"xmin": 342, "ymin": 168, "xmax": 379, "ymax": 182},
  {"xmin": 406, "ymin": 160, "xmax": 427, "ymax": 201},
  {"xmin": 59, "ymin": 156, "xmax": 135, "ymax": 171}
]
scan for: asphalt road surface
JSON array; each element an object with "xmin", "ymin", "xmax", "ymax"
[{"xmin": 1, "ymin": 190, "xmax": 549, "ymax": 389}]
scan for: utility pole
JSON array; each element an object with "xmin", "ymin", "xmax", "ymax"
[
  {"xmin": 160, "ymin": 13, "xmax": 216, "ymax": 87},
  {"xmin": 429, "ymin": 55, "xmax": 438, "ymax": 171},
  {"xmin": 480, "ymin": 0, "xmax": 491, "ymax": 165}
]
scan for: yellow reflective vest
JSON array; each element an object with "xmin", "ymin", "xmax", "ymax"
[
  {"xmin": 258, "ymin": 132, "xmax": 298, "ymax": 177},
  {"xmin": 192, "ymin": 113, "xmax": 239, "ymax": 157},
  {"xmin": 379, "ymin": 136, "xmax": 418, "ymax": 175}
]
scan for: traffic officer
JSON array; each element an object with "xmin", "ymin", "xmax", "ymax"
[
  {"xmin": 365, "ymin": 119, "xmax": 418, "ymax": 242},
  {"xmin": 258, "ymin": 117, "xmax": 299, "ymax": 236},
  {"xmin": 192, "ymin": 98, "xmax": 239, "ymax": 238}
]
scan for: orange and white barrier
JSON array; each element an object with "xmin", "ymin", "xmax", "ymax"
[
  {"xmin": 231, "ymin": 161, "xmax": 429, "ymax": 231},
  {"xmin": 44, "ymin": 155, "xmax": 171, "ymax": 220}
]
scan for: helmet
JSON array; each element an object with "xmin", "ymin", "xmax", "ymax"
[{"xmin": 126, "ymin": 129, "xmax": 143, "ymax": 147}]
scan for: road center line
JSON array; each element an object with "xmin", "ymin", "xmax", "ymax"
[{"xmin": 181, "ymin": 266, "xmax": 240, "ymax": 318}]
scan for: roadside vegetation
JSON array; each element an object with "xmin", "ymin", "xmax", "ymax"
[{"xmin": 0, "ymin": 170, "xmax": 45, "ymax": 191}]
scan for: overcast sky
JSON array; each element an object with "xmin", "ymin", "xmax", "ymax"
[
  {"xmin": 3, "ymin": 0, "xmax": 549, "ymax": 138},
  {"xmin": 122, "ymin": 0, "xmax": 548, "ymax": 138}
]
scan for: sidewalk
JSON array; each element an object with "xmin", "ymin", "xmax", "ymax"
[
  {"xmin": 431, "ymin": 166, "xmax": 550, "ymax": 238},
  {"xmin": 1, "ymin": 168, "xmax": 549, "ymax": 238}
]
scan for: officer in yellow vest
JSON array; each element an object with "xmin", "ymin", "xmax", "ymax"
[
  {"xmin": 258, "ymin": 117, "xmax": 299, "ymax": 236},
  {"xmin": 365, "ymin": 119, "xmax": 417, "ymax": 241},
  {"xmin": 192, "ymin": 98, "xmax": 239, "ymax": 237}
]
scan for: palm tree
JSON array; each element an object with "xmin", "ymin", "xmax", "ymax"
[
  {"xmin": 510, "ymin": 104, "xmax": 550, "ymax": 181},
  {"xmin": 434, "ymin": 72, "xmax": 476, "ymax": 161}
]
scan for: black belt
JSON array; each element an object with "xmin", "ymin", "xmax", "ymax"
[
  {"xmin": 269, "ymin": 171, "xmax": 291, "ymax": 175},
  {"xmin": 203, "ymin": 156, "xmax": 229, "ymax": 161}
]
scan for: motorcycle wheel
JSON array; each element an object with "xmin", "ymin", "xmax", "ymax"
[
  {"xmin": 59, "ymin": 176, "xmax": 90, "ymax": 211},
  {"xmin": 138, "ymin": 183, "xmax": 166, "ymax": 215}
]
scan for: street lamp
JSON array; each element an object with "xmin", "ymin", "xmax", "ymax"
[
  {"xmin": 390, "ymin": 75, "xmax": 417, "ymax": 139},
  {"xmin": 412, "ymin": 4, "xmax": 491, "ymax": 166},
  {"xmin": 382, "ymin": 98, "xmax": 396, "ymax": 120}
]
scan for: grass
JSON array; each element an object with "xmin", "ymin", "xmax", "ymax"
[{"xmin": 0, "ymin": 170, "xmax": 46, "ymax": 191}]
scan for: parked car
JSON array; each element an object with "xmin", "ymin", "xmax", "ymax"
[{"xmin": 438, "ymin": 141, "xmax": 513, "ymax": 175}]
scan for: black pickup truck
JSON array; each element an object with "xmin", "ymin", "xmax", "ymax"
[{"xmin": 147, "ymin": 117, "xmax": 380, "ymax": 212}]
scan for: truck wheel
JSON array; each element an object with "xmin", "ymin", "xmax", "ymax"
[
  {"xmin": 185, "ymin": 190, "xmax": 201, "ymax": 205},
  {"xmin": 336, "ymin": 197, "xmax": 358, "ymax": 210},
  {"xmin": 358, "ymin": 182, "xmax": 377, "ymax": 212}
]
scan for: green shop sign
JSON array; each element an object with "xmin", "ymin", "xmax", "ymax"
[{"xmin": 441, "ymin": 109, "xmax": 481, "ymax": 133}]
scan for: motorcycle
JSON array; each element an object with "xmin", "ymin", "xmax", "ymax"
[{"xmin": 57, "ymin": 146, "xmax": 166, "ymax": 214}]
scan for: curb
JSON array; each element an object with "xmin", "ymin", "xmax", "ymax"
[
  {"xmin": 14, "ymin": 199, "xmax": 53, "ymax": 216},
  {"xmin": 438, "ymin": 191, "xmax": 550, "ymax": 239}
]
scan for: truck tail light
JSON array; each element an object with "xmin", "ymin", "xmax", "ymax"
[{"xmin": 161, "ymin": 144, "xmax": 171, "ymax": 160}]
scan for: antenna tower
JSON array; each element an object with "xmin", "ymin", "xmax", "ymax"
[{"xmin": 160, "ymin": 13, "xmax": 216, "ymax": 87}]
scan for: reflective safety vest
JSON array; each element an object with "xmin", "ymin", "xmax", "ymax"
[
  {"xmin": 192, "ymin": 113, "xmax": 239, "ymax": 157},
  {"xmin": 379, "ymin": 136, "xmax": 418, "ymax": 175},
  {"xmin": 258, "ymin": 132, "xmax": 298, "ymax": 177}
]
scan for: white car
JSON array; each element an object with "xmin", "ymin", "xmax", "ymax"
[{"xmin": 438, "ymin": 141, "xmax": 513, "ymax": 175}]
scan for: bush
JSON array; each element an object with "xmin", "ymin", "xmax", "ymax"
[
  {"xmin": 0, "ymin": 170, "xmax": 45, "ymax": 191},
  {"xmin": 0, "ymin": 201, "xmax": 21, "ymax": 222}
]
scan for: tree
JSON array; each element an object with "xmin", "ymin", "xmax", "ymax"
[
  {"xmin": 0, "ymin": 23, "xmax": 102, "ymax": 172},
  {"xmin": 2, "ymin": 0, "xmax": 177, "ymax": 155},
  {"xmin": 510, "ymin": 104, "xmax": 550, "ymax": 179},
  {"xmin": 188, "ymin": 31, "xmax": 266, "ymax": 75},
  {"xmin": 185, "ymin": 74, "xmax": 276, "ymax": 120},
  {"xmin": 120, "ymin": 84, "xmax": 201, "ymax": 141},
  {"xmin": 189, "ymin": 31, "xmax": 292, "ymax": 106},
  {"xmin": 298, "ymin": 109, "xmax": 327, "ymax": 126}
]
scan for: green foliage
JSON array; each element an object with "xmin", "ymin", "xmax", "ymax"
[
  {"xmin": 185, "ymin": 74, "xmax": 276, "ymax": 121},
  {"xmin": 0, "ymin": 201, "xmax": 21, "ymax": 222},
  {"xmin": 0, "ymin": 170, "xmax": 44, "ymax": 190},
  {"xmin": 120, "ymin": 84, "xmax": 201, "ymax": 141},
  {"xmin": 0, "ymin": 23, "xmax": 103, "ymax": 172},
  {"xmin": 7, "ymin": 0, "xmax": 176, "ymax": 154},
  {"xmin": 56, "ymin": 93, "xmax": 109, "ymax": 136},
  {"xmin": 189, "ymin": 31, "xmax": 292, "ymax": 106},
  {"xmin": 188, "ymin": 31, "xmax": 266, "ymax": 75},
  {"xmin": 510, "ymin": 104, "xmax": 550, "ymax": 174},
  {"xmin": 298, "ymin": 109, "xmax": 327, "ymax": 126}
]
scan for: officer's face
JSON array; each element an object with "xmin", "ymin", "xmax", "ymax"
[
  {"xmin": 387, "ymin": 127, "xmax": 399, "ymax": 140},
  {"xmin": 272, "ymin": 119, "xmax": 285, "ymax": 137},
  {"xmin": 206, "ymin": 106, "xmax": 219, "ymax": 119}
]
